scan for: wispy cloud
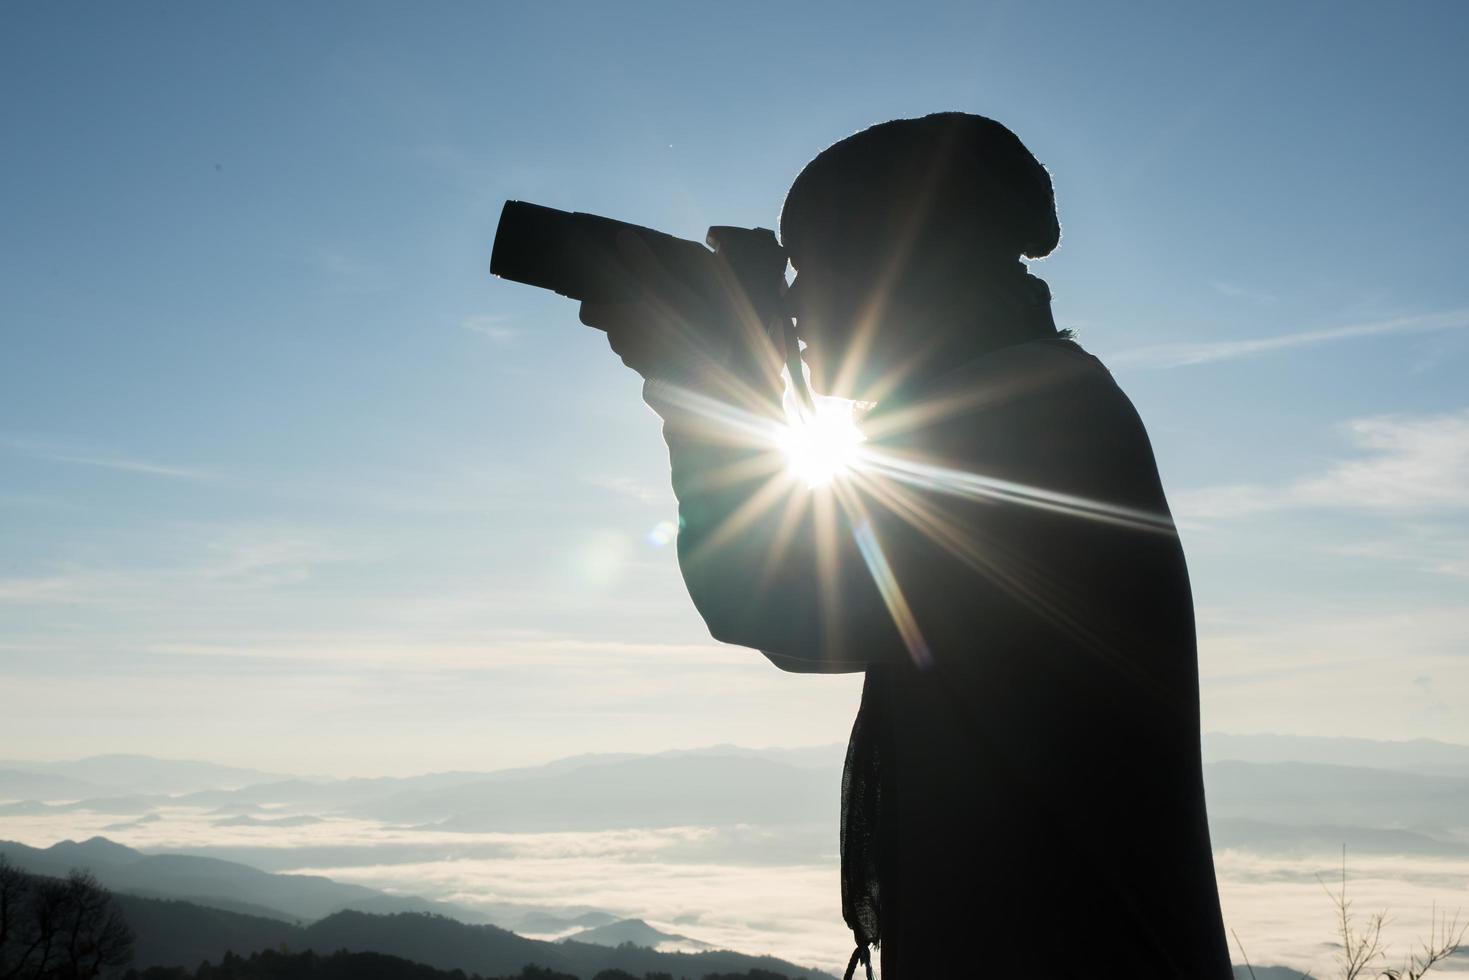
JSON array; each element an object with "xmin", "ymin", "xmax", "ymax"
[
  {"xmin": 1209, "ymin": 280, "xmax": 1277, "ymax": 305},
  {"xmin": 0, "ymin": 577, "xmax": 73, "ymax": 602},
  {"xmin": 311, "ymin": 248, "xmax": 389, "ymax": 294},
  {"xmin": 1175, "ymin": 408, "xmax": 1469, "ymax": 519},
  {"xmin": 135, "ymin": 634, "xmax": 738, "ymax": 670},
  {"xmin": 1214, "ymin": 850, "xmax": 1469, "ymax": 980},
  {"xmin": 287, "ymin": 847, "xmax": 846, "ymax": 972},
  {"xmin": 42, "ymin": 453, "xmax": 212, "ymax": 480},
  {"xmin": 0, "ymin": 525, "xmax": 363, "ymax": 607},
  {"xmin": 1196, "ymin": 602, "xmax": 1469, "ymax": 746},
  {"xmin": 196, "ymin": 526, "xmax": 368, "ymax": 584},
  {"xmin": 2, "ymin": 437, "xmax": 215, "ymax": 481},
  {"xmin": 462, "ymin": 314, "xmax": 520, "ymax": 344},
  {"xmin": 1326, "ymin": 529, "xmax": 1469, "ymax": 578},
  {"xmin": 584, "ymin": 474, "xmax": 667, "ymax": 505},
  {"xmin": 1111, "ymin": 308, "xmax": 1469, "ymax": 369}
]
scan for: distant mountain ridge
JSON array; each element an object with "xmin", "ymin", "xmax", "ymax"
[
  {"xmin": 5, "ymin": 738, "xmax": 1461, "ymax": 980},
  {"xmin": 0, "ymin": 768, "xmax": 111, "ymax": 801},
  {"xmin": 6, "ymin": 737, "xmax": 1469, "ymax": 870},
  {"xmin": 112, "ymin": 892, "xmax": 831, "ymax": 978},
  {"xmin": 6, "ymin": 752, "xmax": 841, "ymax": 832},
  {"xmin": 0, "ymin": 754, "xmax": 290, "ymax": 796},
  {"xmin": 304, "ymin": 910, "xmax": 834, "ymax": 980},
  {"xmin": 0, "ymin": 744, "xmax": 847, "ymax": 801},
  {"xmin": 1202, "ymin": 732, "xmax": 1469, "ymax": 776},
  {"xmin": 1203, "ymin": 759, "xmax": 1469, "ymax": 829},
  {"xmin": 569, "ymin": 917, "xmax": 712, "ymax": 952},
  {"xmin": 0, "ymin": 836, "xmax": 381, "ymax": 921},
  {"xmin": 2, "ymin": 839, "xmax": 836, "ymax": 978},
  {"xmin": 358, "ymin": 754, "xmax": 835, "ymax": 831},
  {"xmin": 5, "ymin": 734, "xmax": 1464, "ymax": 802}
]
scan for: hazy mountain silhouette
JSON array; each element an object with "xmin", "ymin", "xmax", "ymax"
[
  {"xmin": 206, "ymin": 802, "xmax": 274, "ymax": 815},
  {"xmin": 566, "ymin": 918, "xmax": 712, "ymax": 952},
  {"xmin": 326, "ymin": 892, "xmax": 510, "ymax": 925},
  {"xmin": 0, "ymin": 837, "xmax": 535, "ymax": 926},
  {"xmin": 122, "ymin": 947, "xmax": 809, "ymax": 980},
  {"xmin": 0, "ymin": 836, "xmax": 378, "ymax": 920},
  {"xmin": 1209, "ymin": 816, "xmax": 1469, "ymax": 857},
  {"xmin": 103, "ymin": 813, "xmax": 165, "ymax": 831},
  {"xmin": 116, "ymin": 892, "xmax": 301, "ymax": 966},
  {"xmin": 2, "ymin": 836, "xmax": 614, "ymax": 932},
  {"xmin": 2, "ymin": 854, "xmax": 832, "ymax": 978},
  {"xmin": 177, "ymin": 753, "xmax": 1469, "ymax": 857},
  {"xmin": 7, "ymin": 741, "xmax": 1469, "ymax": 876},
  {"xmin": 4, "ymin": 735, "xmax": 1462, "ymax": 810},
  {"xmin": 647, "ymin": 744, "xmax": 845, "ymax": 771},
  {"xmin": 303, "ymin": 911, "xmax": 834, "ymax": 980},
  {"xmin": 1203, "ymin": 733, "xmax": 1469, "ymax": 777},
  {"xmin": 0, "ymin": 754, "xmax": 289, "ymax": 794},
  {"xmin": 212, "ymin": 813, "xmax": 325, "ymax": 828},
  {"xmin": 515, "ymin": 911, "xmax": 622, "ymax": 935},
  {"xmin": 172, "ymin": 771, "xmax": 516, "ymax": 811},
  {"xmin": 172, "ymin": 779, "xmax": 359, "ymax": 810},
  {"xmin": 375, "ymin": 745, "xmax": 840, "ymax": 790},
  {"xmin": 0, "ymin": 793, "xmax": 157, "ymax": 815},
  {"xmin": 106, "ymin": 893, "xmax": 833, "ymax": 978},
  {"xmin": 123, "ymin": 948, "xmax": 517, "ymax": 980},
  {"xmin": 1203, "ymin": 760, "xmax": 1469, "ymax": 828},
  {"xmin": 0, "ymin": 746, "xmax": 843, "ymax": 816},
  {"xmin": 8, "ymin": 741, "xmax": 1456, "ymax": 980},
  {"xmin": 0, "ymin": 767, "xmax": 110, "ymax": 801},
  {"xmin": 355, "ymin": 755, "xmax": 832, "ymax": 830},
  {"xmin": 10, "ymin": 738, "xmax": 1466, "ymax": 830},
  {"xmin": 0, "ymin": 837, "xmax": 829, "ymax": 974}
]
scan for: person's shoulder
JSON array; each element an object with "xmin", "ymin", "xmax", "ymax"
[
  {"xmin": 1030, "ymin": 339, "xmax": 1155, "ymax": 447},
  {"xmin": 956, "ymin": 334, "xmax": 1107, "ymax": 380},
  {"xmin": 915, "ymin": 337, "xmax": 1157, "ymax": 472},
  {"xmin": 918, "ymin": 336, "xmax": 1121, "ymax": 429},
  {"xmin": 1005, "ymin": 335, "xmax": 1115, "ymax": 385}
]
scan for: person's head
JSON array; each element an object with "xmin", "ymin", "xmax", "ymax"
[{"xmin": 780, "ymin": 112, "xmax": 1059, "ymax": 398}]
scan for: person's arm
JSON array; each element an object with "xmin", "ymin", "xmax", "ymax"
[
  {"xmin": 648, "ymin": 378, "xmax": 906, "ymax": 670},
  {"xmin": 579, "ymin": 277, "xmax": 906, "ymax": 671},
  {"xmin": 760, "ymin": 648, "xmax": 871, "ymax": 673}
]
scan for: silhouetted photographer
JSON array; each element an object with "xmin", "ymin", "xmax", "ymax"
[{"xmin": 495, "ymin": 112, "xmax": 1232, "ymax": 979}]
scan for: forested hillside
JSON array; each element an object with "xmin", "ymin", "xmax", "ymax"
[{"xmin": 122, "ymin": 949, "xmax": 807, "ymax": 980}]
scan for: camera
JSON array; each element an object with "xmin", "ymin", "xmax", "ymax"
[
  {"xmin": 491, "ymin": 200, "xmax": 786, "ymax": 302},
  {"xmin": 490, "ymin": 200, "xmax": 806, "ymax": 402},
  {"xmin": 490, "ymin": 200, "xmax": 788, "ymax": 332}
]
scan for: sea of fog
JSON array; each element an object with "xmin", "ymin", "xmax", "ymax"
[{"xmin": 3, "ymin": 808, "xmax": 1467, "ymax": 977}]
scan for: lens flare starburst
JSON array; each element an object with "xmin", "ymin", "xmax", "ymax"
[
  {"xmin": 776, "ymin": 396, "xmax": 868, "ymax": 488},
  {"xmin": 634, "ymin": 286, "xmax": 1177, "ymax": 674}
]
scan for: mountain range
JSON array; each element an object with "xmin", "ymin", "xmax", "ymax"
[
  {"xmin": 3, "ymin": 733, "xmax": 1468, "ymax": 980},
  {"xmin": 5, "ymin": 736, "xmax": 1469, "ymax": 861},
  {"xmin": 0, "ymin": 754, "xmax": 289, "ymax": 796},
  {"xmin": 0, "ymin": 836, "xmax": 382, "ymax": 921},
  {"xmin": 1200, "ymin": 732, "xmax": 1469, "ymax": 777},
  {"xmin": 0, "ymin": 841, "xmax": 835, "ymax": 979}
]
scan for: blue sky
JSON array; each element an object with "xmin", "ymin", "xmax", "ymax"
[{"xmin": 3, "ymin": 2, "xmax": 1467, "ymax": 775}]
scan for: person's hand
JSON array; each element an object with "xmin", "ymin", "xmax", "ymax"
[
  {"xmin": 577, "ymin": 229, "xmax": 724, "ymax": 382},
  {"xmin": 578, "ymin": 299, "xmax": 710, "ymax": 380}
]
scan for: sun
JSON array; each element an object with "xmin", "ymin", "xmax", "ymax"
[{"xmin": 776, "ymin": 395, "xmax": 868, "ymax": 488}]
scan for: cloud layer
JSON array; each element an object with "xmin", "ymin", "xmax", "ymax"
[
  {"xmin": 1111, "ymin": 308, "xmax": 1469, "ymax": 370},
  {"xmin": 1176, "ymin": 408, "xmax": 1469, "ymax": 520}
]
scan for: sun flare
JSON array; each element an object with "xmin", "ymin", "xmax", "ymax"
[{"xmin": 777, "ymin": 396, "xmax": 868, "ymax": 488}]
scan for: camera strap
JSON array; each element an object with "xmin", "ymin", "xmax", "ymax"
[
  {"xmin": 843, "ymin": 942, "xmax": 876, "ymax": 980},
  {"xmin": 782, "ymin": 318, "xmax": 817, "ymax": 415}
]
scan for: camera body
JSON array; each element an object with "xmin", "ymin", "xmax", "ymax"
[
  {"xmin": 491, "ymin": 200, "xmax": 788, "ymax": 337},
  {"xmin": 491, "ymin": 200, "xmax": 804, "ymax": 404}
]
